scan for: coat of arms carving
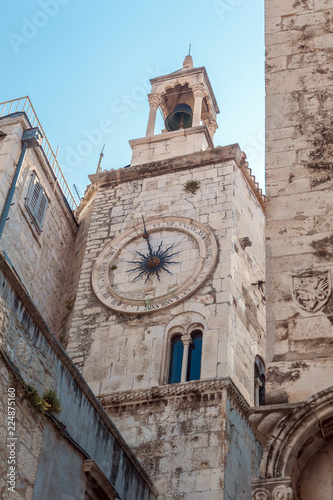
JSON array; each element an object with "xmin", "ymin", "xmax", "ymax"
[{"xmin": 292, "ymin": 270, "xmax": 331, "ymax": 312}]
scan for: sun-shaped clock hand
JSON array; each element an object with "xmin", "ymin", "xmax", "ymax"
[{"xmin": 127, "ymin": 216, "xmax": 180, "ymax": 282}]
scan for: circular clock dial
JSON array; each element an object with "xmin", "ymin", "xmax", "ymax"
[{"xmin": 91, "ymin": 216, "xmax": 218, "ymax": 314}]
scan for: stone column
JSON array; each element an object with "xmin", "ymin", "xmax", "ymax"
[
  {"xmin": 254, "ymin": 377, "xmax": 262, "ymax": 406},
  {"xmin": 146, "ymin": 94, "xmax": 161, "ymax": 137},
  {"xmin": 192, "ymin": 85, "xmax": 205, "ymax": 127},
  {"xmin": 180, "ymin": 334, "xmax": 192, "ymax": 383}
]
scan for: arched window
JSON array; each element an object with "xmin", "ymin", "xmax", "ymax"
[
  {"xmin": 168, "ymin": 330, "xmax": 202, "ymax": 384},
  {"xmin": 187, "ymin": 330, "xmax": 202, "ymax": 381},
  {"xmin": 254, "ymin": 356, "xmax": 265, "ymax": 406},
  {"xmin": 168, "ymin": 335, "xmax": 184, "ymax": 384}
]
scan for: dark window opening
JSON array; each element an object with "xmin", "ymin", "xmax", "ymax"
[
  {"xmin": 186, "ymin": 330, "xmax": 202, "ymax": 381},
  {"xmin": 255, "ymin": 356, "xmax": 265, "ymax": 406},
  {"xmin": 168, "ymin": 335, "xmax": 183, "ymax": 384}
]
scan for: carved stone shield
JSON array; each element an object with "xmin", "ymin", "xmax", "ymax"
[{"xmin": 292, "ymin": 270, "xmax": 331, "ymax": 312}]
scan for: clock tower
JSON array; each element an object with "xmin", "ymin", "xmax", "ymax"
[{"xmin": 67, "ymin": 55, "xmax": 266, "ymax": 499}]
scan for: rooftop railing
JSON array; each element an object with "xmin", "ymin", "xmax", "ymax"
[{"xmin": 0, "ymin": 96, "xmax": 78, "ymax": 211}]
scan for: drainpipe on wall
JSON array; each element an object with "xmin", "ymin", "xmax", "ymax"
[{"xmin": 0, "ymin": 127, "xmax": 42, "ymax": 240}]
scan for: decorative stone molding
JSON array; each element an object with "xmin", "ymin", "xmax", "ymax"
[
  {"xmin": 203, "ymin": 118, "xmax": 218, "ymax": 137},
  {"xmin": 240, "ymin": 237, "xmax": 253, "ymax": 249},
  {"xmin": 191, "ymin": 84, "xmax": 206, "ymax": 99},
  {"xmin": 251, "ymin": 487, "xmax": 271, "ymax": 499},
  {"xmin": 181, "ymin": 334, "xmax": 192, "ymax": 346},
  {"xmin": 292, "ymin": 269, "xmax": 331, "ymax": 313},
  {"xmin": 98, "ymin": 377, "xmax": 249, "ymax": 415},
  {"xmin": 147, "ymin": 93, "xmax": 162, "ymax": 108},
  {"xmin": 88, "ymin": 145, "xmax": 265, "ymax": 211},
  {"xmin": 252, "ymin": 388, "xmax": 333, "ymax": 493},
  {"xmin": 272, "ymin": 485, "xmax": 293, "ymax": 500},
  {"xmin": 248, "ymin": 403, "xmax": 297, "ymax": 446},
  {"xmin": 252, "ymin": 481, "xmax": 294, "ymax": 500}
]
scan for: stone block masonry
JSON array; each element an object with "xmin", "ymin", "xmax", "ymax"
[
  {"xmin": 0, "ymin": 254, "xmax": 157, "ymax": 500},
  {"xmin": 265, "ymin": 0, "xmax": 333, "ymax": 402},
  {"xmin": 0, "ymin": 114, "xmax": 78, "ymax": 337},
  {"xmin": 67, "ymin": 145, "xmax": 265, "ymax": 406},
  {"xmin": 100, "ymin": 379, "xmax": 262, "ymax": 500}
]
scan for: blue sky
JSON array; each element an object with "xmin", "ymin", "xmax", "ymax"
[{"xmin": 1, "ymin": 0, "xmax": 265, "ymax": 199}]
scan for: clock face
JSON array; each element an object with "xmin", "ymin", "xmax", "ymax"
[{"xmin": 91, "ymin": 216, "xmax": 218, "ymax": 314}]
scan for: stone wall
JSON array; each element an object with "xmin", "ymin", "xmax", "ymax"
[
  {"xmin": 230, "ymin": 165, "xmax": 266, "ymax": 402},
  {"xmin": 67, "ymin": 145, "xmax": 265, "ymax": 405},
  {"xmin": 0, "ymin": 114, "xmax": 78, "ymax": 336},
  {"xmin": 59, "ymin": 186, "xmax": 97, "ymax": 347},
  {"xmin": 0, "ymin": 255, "xmax": 157, "ymax": 500},
  {"xmin": 265, "ymin": 0, "xmax": 333, "ymax": 402},
  {"xmin": 224, "ymin": 394, "xmax": 262, "ymax": 500},
  {"xmin": 100, "ymin": 379, "xmax": 261, "ymax": 500}
]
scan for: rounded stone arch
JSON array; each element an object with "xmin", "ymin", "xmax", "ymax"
[{"xmin": 260, "ymin": 387, "xmax": 333, "ymax": 491}]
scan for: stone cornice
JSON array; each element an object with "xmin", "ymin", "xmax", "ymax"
[
  {"xmin": 88, "ymin": 144, "xmax": 265, "ymax": 212},
  {"xmin": 128, "ymin": 125, "xmax": 213, "ymax": 149},
  {"xmin": 98, "ymin": 377, "xmax": 250, "ymax": 416}
]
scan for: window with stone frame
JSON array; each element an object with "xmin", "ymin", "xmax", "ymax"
[
  {"xmin": 24, "ymin": 171, "xmax": 49, "ymax": 233},
  {"xmin": 168, "ymin": 330, "xmax": 203, "ymax": 384},
  {"xmin": 254, "ymin": 356, "xmax": 265, "ymax": 406}
]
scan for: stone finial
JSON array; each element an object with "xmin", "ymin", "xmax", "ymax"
[{"xmin": 183, "ymin": 54, "xmax": 193, "ymax": 69}]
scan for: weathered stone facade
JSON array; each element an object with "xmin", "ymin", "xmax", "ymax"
[
  {"xmin": 101, "ymin": 379, "xmax": 261, "ymax": 500},
  {"xmin": 251, "ymin": 0, "xmax": 333, "ymax": 498},
  {"xmin": 0, "ymin": 111, "xmax": 157, "ymax": 500},
  {"xmin": 67, "ymin": 58, "xmax": 266, "ymax": 498},
  {"xmin": 0, "ymin": 249, "xmax": 157, "ymax": 500},
  {"xmin": 68, "ymin": 146, "xmax": 265, "ymax": 405},
  {"xmin": 265, "ymin": 0, "xmax": 333, "ymax": 402},
  {"xmin": 0, "ymin": 114, "xmax": 78, "ymax": 336}
]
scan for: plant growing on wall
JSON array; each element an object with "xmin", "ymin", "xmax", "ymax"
[
  {"xmin": 43, "ymin": 389, "xmax": 62, "ymax": 414},
  {"xmin": 183, "ymin": 179, "xmax": 201, "ymax": 195},
  {"xmin": 22, "ymin": 385, "xmax": 62, "ymax": 415}
]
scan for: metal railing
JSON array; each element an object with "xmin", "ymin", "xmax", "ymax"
[{"xmin": 0, "ymin": 96, "xmax": 78, "ymax": 211}]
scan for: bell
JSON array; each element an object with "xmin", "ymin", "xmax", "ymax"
[{"xmin": 165, "ymin": 103, "xmax": 193, "ymax": 132}]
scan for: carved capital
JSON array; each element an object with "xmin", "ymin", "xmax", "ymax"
[
  {"xmin": 148, "ymin": 93, "xmax": 162, "ymax": 108},
  {"xmin": 252, "ymin": 487, "xmax": 271, "ymax": 500},
  {"xmin": 181, "ymin": 334, "xmax": 192, "ymax": 346},
  {"xmin": 252, "ymin": 480, "xmax": 294, "ymax": 500},
  {"xmin": 192, "ymin": 84, "xmax": 205, "ymax": 99},
  {"xmin": 203, "ymin": 118, "xmax": 218, "ymax": 137}
]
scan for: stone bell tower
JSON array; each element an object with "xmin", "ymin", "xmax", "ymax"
[
  {"xmin": 130, "ymin": 54, "xmax": 219, "ymax": 166},
  {"xmin": 67, "ymin": 55, "xmax": 266, "ymax": 499}
]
